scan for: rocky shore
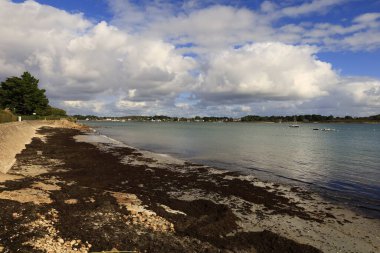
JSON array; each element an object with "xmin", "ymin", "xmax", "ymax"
[{"xmin": 0, "ymin": 125, "xmax": 379, "ymax": 252}]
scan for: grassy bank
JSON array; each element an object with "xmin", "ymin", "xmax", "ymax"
[
  {"xmin": 0, "ymin": 110, "xmax": 17, "ymax": 123},
  {"xmin": 0, "ymin": 110, "xmax": 75, "ymax": 123},
  {"xmin": 20, "ymin": 115, "xmax": 70, "ymax": 121}
]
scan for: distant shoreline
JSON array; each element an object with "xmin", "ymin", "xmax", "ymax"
[{"xmin": 81, "ymin": 119, "xmax": 380, "ymax": 123}]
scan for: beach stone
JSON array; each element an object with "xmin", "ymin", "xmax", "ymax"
[
  {"xmin": 64, "ymin": 199, "xmax": 78, "ymax": 204},
  {"xmin": 58, "ymin": 238, "xmax": 64, "ymax": 244},
  {"xmin": 12, "ymin": 212, "xmax": 20, "ymax": 219}
]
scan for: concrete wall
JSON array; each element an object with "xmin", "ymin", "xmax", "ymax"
[
  {"xmin": 0, "ymin": 120, "xmax": 87, "ymax": 173},
  {"xmin": 0, "ymin": 121, "xmax": 44, "ymax": 173}
]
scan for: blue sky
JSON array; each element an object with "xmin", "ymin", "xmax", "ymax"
[
  {"xmin": 12, "ymin": 0, "xmax": 113, "ymax": 21},
  {"xmin": 1, "ymin": 0, "xmax": 380, "ymax": 116}
]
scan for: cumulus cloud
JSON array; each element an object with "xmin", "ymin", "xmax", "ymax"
[
  {"xmin": 297, "ymin": 78, "xmax": 380, "ymax": 116},
  {"xmin": 197, "ymin": 43, "xmax": 337, "ymax": 103},
  {"xmin": 0, "ymin": 0, "xmax": 195, "ymax": 114}
]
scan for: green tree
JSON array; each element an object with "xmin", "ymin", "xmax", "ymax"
[
  {"xmin": 0, "ymin": 72, "xmax": 49, "ymax": 115},
  {"xmin": 45, "ymin": 106, "xmax": 67, "ymax": 116}
]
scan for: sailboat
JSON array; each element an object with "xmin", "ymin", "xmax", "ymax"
[{"xmin": 289, "ymin": 116, "xmax": 300, "ymax": 128}]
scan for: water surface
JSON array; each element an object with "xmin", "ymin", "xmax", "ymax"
[{"xmin": 83, "ymin": 121, "xmax": 380, "ymax": 218}]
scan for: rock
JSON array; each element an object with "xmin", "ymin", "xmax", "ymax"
[
  {"xmin": 64, "ymin": 199, "xmax": 78, "ymax": 205},
  {"xmin": 58, "ymin": 238, "xmax": 64, "ymax": 244},
  {"xmin": 12, "ymin": 212, "xmax": 20, "ymax": 219},
  {"xmin": 70, "ymin": 240, "xmax": 77, "ymax": 246}
]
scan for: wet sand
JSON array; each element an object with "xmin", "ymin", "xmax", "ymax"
[{"xmin": 0, "ymin": 126, "xmax": 379, "ymax": 252}]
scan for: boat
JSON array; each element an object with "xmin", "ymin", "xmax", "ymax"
[
  {"xmin": 321, "ymin": 128, "xmax": 336, "ymax": 131},
  {"xmin": 289, "ymin": 117, "xmax": 300, "ymax": 128}
]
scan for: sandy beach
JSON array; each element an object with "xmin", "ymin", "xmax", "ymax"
[{"xmin": 0, "ymin": 123, "xmax": 379, "ymax": 252}]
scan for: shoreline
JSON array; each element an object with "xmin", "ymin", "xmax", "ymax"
[
  {"xmin": 0, "ymin": 125, "xmax": 379, "ymax": 252},
  {"xmin": 86, "ymin": 121, "xmax": 380, "ymax": 220},
  {"xmin": 86, "ymin": 130, "xmax": 377, "ymax": 219}
]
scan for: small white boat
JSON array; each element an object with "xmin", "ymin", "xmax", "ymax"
[
  {"xmin": 321, "ymin": 128, "xmax": 336, "ymax": 131},
  {"xmin": 289, "ymin": 117, "xmax": 300, "ymax": 128}
]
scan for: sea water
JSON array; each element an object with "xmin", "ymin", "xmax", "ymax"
[{"xmin": 83, "ymin": 121, "xmax": 380, "ymax": 218}]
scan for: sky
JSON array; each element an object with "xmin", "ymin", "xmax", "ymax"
[{"xmin": 1, "ymin": 0, "xmax": 380, "ymax": 117}]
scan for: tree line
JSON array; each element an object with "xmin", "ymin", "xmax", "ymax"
[{"xmin": 73, "ymin": 114, "xmax": 380, "ymax": 122}]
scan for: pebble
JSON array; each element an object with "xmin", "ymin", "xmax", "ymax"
[{"xmin": 12, "ymin": 213, "xmax": 20, "ymax": 219}]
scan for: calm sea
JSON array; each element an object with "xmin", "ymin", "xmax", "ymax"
[{"xmin": 83, "ymin": 121, "xmax": 380, "ymax": 218}]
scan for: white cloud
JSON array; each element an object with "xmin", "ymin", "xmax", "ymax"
[
  {"xmin": 353, "ymin": 12, "xmax": 380, "ymax": 24},
  {"xmin": 340, "ymin": 30, "xmax": 380, "ymax": 51},
  {"xmin": 117, "ymin": 100, "xmax": 147, "ymax": 109},
  {"xmin": 339, "ymin": 78, "xmax": 380, "ymax": 107},
  {"xmin": 108, "ymin": 0, "xmax": 380, "ymax": 52},
  {"xmin": 62, "ymin": 100, "xmax": 106, "ymax": 114},
  {"xmin": 151, "ymin": 5, "xmax": 263, "ymax": 48},
  {"xmin": 260, "ymin": 1, "xmax": 278, "ymax": 13},
  {"xmin": 197, "ymin": 43, "xmax": 337, "ymax": 103},
  {"xmin": 0, "ymin": 0, "xmax": 195, "ymax": 113},
  {"xmin": 277, "ymin": 0, "xmax": 344, "ymax": 18},
  {"xmin": 296, "ymin": 77, "xmax": 380, "ymax": 116}
]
